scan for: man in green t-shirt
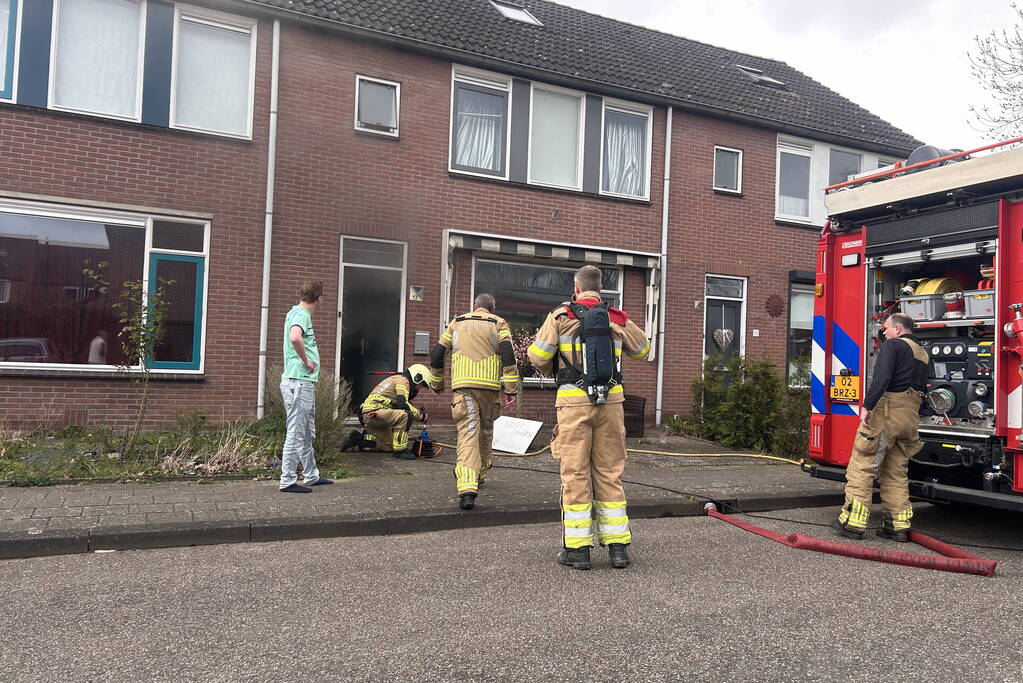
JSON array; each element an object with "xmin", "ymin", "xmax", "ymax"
[{"xmin": 279, "ymin": 281, "xmax": 332, "ymax": 493}]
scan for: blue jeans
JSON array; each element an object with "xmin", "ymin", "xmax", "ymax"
[{"xmin": 280, "ymin": 379, "xmax": 320, "ymax": 488}]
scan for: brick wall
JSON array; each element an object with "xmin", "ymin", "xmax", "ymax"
[
  {"xmin": 0, "ymin": 18, "xmax": 819, "ymax": 430},
  {"xmin": 0, "ymin": 16, "xmax": 275, "ymax": 429}
]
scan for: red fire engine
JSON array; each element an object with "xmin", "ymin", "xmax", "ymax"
[{"xmin": 804, "ymin": 139, "xmax": 1023, "ymax": 511}]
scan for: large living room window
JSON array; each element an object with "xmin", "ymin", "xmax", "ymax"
[
  {"xmin": 472, "ymin": 258, "xmax": 620, "ymax": 378},
  {"xmin": 50, "ymin": 0, "xmax": 145, "ymax": 120},
  {"xmin": 0, "ymin": 201, "xmax": 208, "ymax": 371}
]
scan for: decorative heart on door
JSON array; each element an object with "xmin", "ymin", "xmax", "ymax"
[{"xmin": 713, "ymin": 328, "xmax": 734, "ymax": 349}]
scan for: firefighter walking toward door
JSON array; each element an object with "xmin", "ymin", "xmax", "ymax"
[
  {"xmin": 833, "ymin": 312, "xmax": 929, "ymax": 541},
  {"xmin": 528, "ymin": 265, "xmax": 650, "ymax": 569},
  {"xmin": 341, "ymin": 365, "xmax": 438, "ymax": 458},
  {"xmin": 429, "ymin": 293, "xmax": 519, "ymax": 510}
]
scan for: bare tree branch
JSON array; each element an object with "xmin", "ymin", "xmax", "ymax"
[{"xmin": 969, "ymin": 4, "xmax": 1023, "ymax": 139}]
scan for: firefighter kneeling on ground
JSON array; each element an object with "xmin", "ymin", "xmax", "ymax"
[
  {"xmin": 429, "ymin": 293, "xmax": 519, "ymax": 510},
  {"xmin": 528, "ymin": 265, "xmax": 650, "ymax": 570},
  {"xmin": 834, "ymin": 312, "xmax": 929, "ymax": 542},
  {"xmin": 341, "ymin": 365, "xmax": 439, "ymax": 459}
]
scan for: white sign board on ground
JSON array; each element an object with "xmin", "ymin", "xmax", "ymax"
[{"xmin": 492, "ymin": 415, "xmax": 543, "ymax": 454}]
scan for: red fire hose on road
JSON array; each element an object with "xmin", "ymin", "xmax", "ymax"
[{"xmin": 704, "ymin": 504, "xmax": 997, "ymax": 577}]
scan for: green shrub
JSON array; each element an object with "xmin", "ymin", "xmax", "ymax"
[{"xmin": 682, "ymin": 354, "xmax": 809, "ymax": 459}]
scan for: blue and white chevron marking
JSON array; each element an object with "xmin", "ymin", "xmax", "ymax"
[{"xmin": 810, "ymin": 315, "xmax": 860, "ymax": 416}]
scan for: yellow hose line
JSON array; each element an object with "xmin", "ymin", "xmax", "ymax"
[{"xmin": 431, "ymin": 441, "xmax": 798, "ymax": 463}]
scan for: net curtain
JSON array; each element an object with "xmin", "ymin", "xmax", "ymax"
[
  {"xmin": 455, "ymin": 87, "xmax": 504, "ymax": 172},
  {"xmin": 602, "ymin": 110, "xmax": 646, "ymax": 196}
]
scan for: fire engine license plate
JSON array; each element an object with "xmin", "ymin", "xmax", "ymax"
[{"xmin": 830, "ymin": 375, "xmax": 859, "ymax": 401}]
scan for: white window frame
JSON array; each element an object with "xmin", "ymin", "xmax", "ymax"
[
  {"xmin": 0, "ymin": 278, "xmax": 9, "ymax": 304},
  {"xmin": 703, "ymin": 273, "xmax": 747, "ymax": 360},
  {"xmin": 449, "ymin": 65, "xmax": 512, "ymax": 180},
  {"xmin": 787, "ymin": 282, "xmax": 815, "ymax": 388},
  {"xmin": 354, "ymin": 74, "xmax": 400, "ymax": 138},
  {"xmin": 489, "ymin": 0, "xmax": 542, "ymax": 25},
  {"xmin": 0, "ymin": 197, "xmax": 210, "ymax": 374},
  {"xmin": 169, "ymin": 4, "xmax": 258, "ymax": 140},
  {"xmin": 335, "ymin": 235, "xmax": 408, "ymax": 402},
  {"xmin": 713, "ymin": 145, "xmax": 743, "ymax": 194},
  {"xmin": 48, "ymin": 0, "xmax": 147, "ymax": 123},
  {"xmin": 527, "ymin": 82, "xmax": 585, "ymax": 191},
  {"xmin": 0, "ymin": 0, "xmax": 22, "ymax": 103},
  {"xmin": 827, "ymin": 147, "xmax": 863, "ymax": 187},
  {"xmin": 775, "ymin": 139, "xmax": 813, "ymax": 223},
  {"xmin": 470, "ymin": 254, "xmax": 623, "ymax": 386},
  {"xmin": 777, "ymin": 134, "xmax": 898, "ymax": 226},
  {"xmin": 599, "ymin": 98, "xmax": 654, "ymax": 201}
]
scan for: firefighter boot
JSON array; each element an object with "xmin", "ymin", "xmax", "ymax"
[
  {"xmin": 557, "ymin": 546, "xmax": 592, "ymax": 570},
  {"xmin": 359, "ymin": 432, "xmax": 376, "ymax": 452},
  {"xmin": 459, "ymin": 492, "xmax": 477, "ymax": 510},
  {"xmin": 877, "ymin": 509, "xmax": 912, "ymax": 542},
  {"xmin": 608, "ymin": 543, "xmax": 631, "ymax": 569},
  {"xmin": 340, "ymin": 430, "xmax": 362, "ymax": 453},
  {"xmin": 833, "ymin": 499, "xmax": 869, "ymax": 539}
]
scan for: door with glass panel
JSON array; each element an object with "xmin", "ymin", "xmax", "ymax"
[
  {"xmin": 704, "ymin": 275, "xmax": 746, "ymax": 367},
  {"xmin": 337, "ymin": 237, "xmax": 406, "ymax": 407}
]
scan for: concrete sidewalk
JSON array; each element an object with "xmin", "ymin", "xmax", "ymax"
[{"xmin": 0, "ymin": 432, "xmax": 844, "ymax": 559}]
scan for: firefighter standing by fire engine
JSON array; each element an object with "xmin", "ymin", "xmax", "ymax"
[
  {"xmin": 429, "ymin": 293, "xmax": 519, "ymax": 510},
  {"xmin": 528, "ymin": 265, "xmax": 650, "ymax": 570},
  {"xmin": 834, "ymin": 312, "xmax": 929, "ymax": 541},
  {"xmin": 341, "ymin": 365, "xmax": 438, "ymax": 458}
]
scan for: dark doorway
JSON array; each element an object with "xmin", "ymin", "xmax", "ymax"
[{"xmin": 339, "ymin": 238, "xmax": 405, "ymax": 407}]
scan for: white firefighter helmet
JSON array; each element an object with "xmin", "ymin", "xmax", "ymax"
[{"xmin": 407, "ymin": 364, "xmax": 439, "ymax": 391}]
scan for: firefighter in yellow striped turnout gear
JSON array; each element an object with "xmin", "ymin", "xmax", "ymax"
[
  {"xmin": 430, "ymin": 293, "xmax": 519, "ymax": 509},
  {"xmin": 350, "ymin": 365, "xmax": 438, "ymax": 456},
  {"xmin": 527, "ymin": 265, "xmax": 650, "ymax": 569}
]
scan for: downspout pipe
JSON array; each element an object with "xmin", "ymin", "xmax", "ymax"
[
  {"xmin": 655, "ymin": 107, "xmax": 672, "ymax": 425},
  {"xmin": 256, "ymin": 19, "xmax": 281, "ymax": 419}
]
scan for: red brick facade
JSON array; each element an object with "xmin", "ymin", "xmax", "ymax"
[{"xmin": 0, "ymin": 17, "xmax": 821, "ymax": 429}]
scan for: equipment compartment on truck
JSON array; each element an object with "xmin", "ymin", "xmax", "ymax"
[{"xmin": 808, "ymin": 142, "xmax": 1023, "ymax": 509}]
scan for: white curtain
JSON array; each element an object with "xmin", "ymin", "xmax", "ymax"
[
  {"xmin": 530, "ymin": 89, "xmax": 580, "ymax": 187},
  {"xmin": 53, "ymin": 0, "xmax": 142, "ymax": 118},
  {"xmin": 602, "ymin": 110, "xmax": 646, "ymax": 196},
  {"xmin": 0, "ymin": 0, "xmax": 10, "ymax": 91},
  {"xmin": 778, "ymin": 151, "xmax": 810, "ymax": 217},
  {"xmin": 175, "ymin": 18, "xmax": 252, "ymax": 136},
  {"xmin": 455, "ymin": 87, "xmax": 503, "ymax": 172}
]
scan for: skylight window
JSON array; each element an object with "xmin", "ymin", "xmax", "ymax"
[
  {"xmin": 490, "ymin": 0, "xmax": 542, "ymax": 25},
  {"xmin": 736, "ymin": 65, "xmax": 786, "ymax": 89}
]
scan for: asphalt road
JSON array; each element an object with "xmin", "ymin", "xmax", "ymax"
[{"xmin": 1, "ymin": 504, "xmax": 1020, "ymax": 683}]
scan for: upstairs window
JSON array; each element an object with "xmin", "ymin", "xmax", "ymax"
[
  {"xmin": 602, "ymin": 101, "xmax": 651, "ymax": 199},
  {"xmin": 50, "ymin": 0, "xmax": 145, "ymax": 120},
  {"xmin": 451, "ymin": 69, "xmax": 509, "ymax": 178},
  {"xmin": 355, "ymin": 75, "xmax": 400, "ymax": 137},
  {"xmin": 777, "ymin": 142, "xmax": 811, "ymax": 219},
  {"xmin": 490, "ymin": 0, "xmax": 542, "ymax": 25},
  {"xmin": 0, "ymin": 0, "xmax": 17, "ymax": 100},
  {"xmin": 828, "ymin": 148, "xmax": 861, "ymax": 187},
  {"xmin": 529, "ymin": 85, "xmax": 583, "ymax": 189},
  {"xmin": 713, "ymin": 146, "xmax": 742, "ymax": 193},
  {"xmin": 172, "ymin": 8, "xmax": 256, "ymax": 139}
]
